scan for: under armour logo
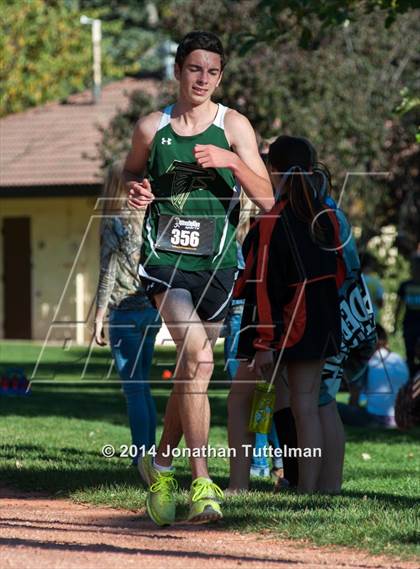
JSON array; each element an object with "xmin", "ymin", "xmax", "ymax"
[{"xmin": 161, "ymin": 137, "xmax": 172, "ymax": 145}]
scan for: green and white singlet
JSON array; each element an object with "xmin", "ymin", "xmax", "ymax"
[{"xmin": 141, "ymin": 103, "xmax": 241, "ymax": 271}]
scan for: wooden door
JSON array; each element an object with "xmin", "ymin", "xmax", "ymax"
[{"xmin": 2, "ymin": 217, "xmax": 32, "ymax": 338}]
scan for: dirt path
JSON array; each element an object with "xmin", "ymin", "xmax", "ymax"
[{"xmin": 0, "ymin": 487, "xmax": 416, "ymax": 569}]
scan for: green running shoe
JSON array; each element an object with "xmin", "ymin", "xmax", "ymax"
[
  {"xmin": 138, "ymin": 455, "xmax": 177, "ymax": 526},
  {"xmin": 187, "ymin": 477, "xmax": 224, "ymax": 524},
  {"xmin": 137, "ymin": 454, "xmax": 154, "ymax": 486}
]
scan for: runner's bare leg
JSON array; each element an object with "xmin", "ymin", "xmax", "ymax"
[
  {"xmin": 228, "ymin": 362, "xmax": 287, "ymax": 491},
  {"xmin": 318, "ymin": 400, "xmax": 345, "ymax": 494},
  {"xmin": 288, "ymin": 360, "xmax": 324, "ymax": 493},
  {"xmin": 227, "ymin": 361, "xmax": 258, "ymax": 490},
  {"xmin": 153, "ymin": 288, "xmax": 222, "ymax": 479},
  {"xmin": 153, "ymin": 316, "xmax": 222, "ymax": 468},
  {"xmin": 154, "ymin": 391, "xmax": 183, "ymax": 468}
]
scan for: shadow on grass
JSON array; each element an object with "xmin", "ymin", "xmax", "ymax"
[
  {"xmin": 0, "ymin": 344, "xmax": 230, "ymax": 386},
  {"xmin": 1, "ymin": 389, "xmax": 129, "ymax": 424},
  {"xmin": 345, "ymin": 425, "xmax": 420, "ymax": 444},
  {"xmin": 0, "ymin": 388, "xmax": 230, "ymax": 428},
  {"xmin": 0, "ymin": 462, "xmax": 142, "ymax": 494},
  {"xmin": 2, "ymin": 386, "xmax": 419, "ymax": 444},
  {"xmin": 338, "ymin": 489, "xmax": 419, "ymax": 509},
  {"xmin": 395, "ymin": 532, "xmax": 420, "ymax": 545},
  {"xmin": 0, "ymin": 443, "xmax": 101, "ymax": 460}
]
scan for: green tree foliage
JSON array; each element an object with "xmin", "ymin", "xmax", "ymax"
[
  {"xmin": 76, "ymin": 1, "xmax": 164, "ymax": 74},
  {"xmin": 244, "ymin": 0, "xmax": 420, "ymax": 49},
  {"xmin": 225, "ymin": 0, "xmax": 420, "ymax": 251},
  {"xmin": 392, "ymin": 93, "xmax": 420, "ymax": 254},
  {"xmin": 0, "ymin": 0, "xmax": 121, "ymax": 117}
]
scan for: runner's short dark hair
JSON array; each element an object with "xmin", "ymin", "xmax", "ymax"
[{"xmin": 175, "ymin": 31, "xmax": 226, "ymax": 70}]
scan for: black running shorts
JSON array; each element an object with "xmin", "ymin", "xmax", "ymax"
[{"xmin": 139, "ymin": 265, "xmax": 237, "ymax": 322}]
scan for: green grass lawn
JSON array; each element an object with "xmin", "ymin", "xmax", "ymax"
[{"xmin": 0, "ymin": 341, "xmax": 419, "ymax": 559}]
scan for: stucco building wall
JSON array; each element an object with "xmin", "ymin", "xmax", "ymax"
[{"xmin": 0, "ymin": 196, "xmax": 99, "ymax": 342}]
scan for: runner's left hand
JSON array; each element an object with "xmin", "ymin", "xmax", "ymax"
[{"xmin": 194, "ymin": 144, "xmax": 238, "ymax": 170}]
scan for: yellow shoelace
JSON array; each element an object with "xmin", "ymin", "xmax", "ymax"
[
  {"xmin": 190, "ymin": 479, "xmax": 224, "ymax": 502},
  {"xmin": 150, "ymin": 473, "xmax": 178, "ymax": 501}
]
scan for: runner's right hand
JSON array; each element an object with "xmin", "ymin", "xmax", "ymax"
[
  {"xmin": 253, "ymin": 350, "xmax": 275, "ymax": 382},
  {"xmin": 127, "ymin": 179, "xmax": 154, "ymax": 209}
]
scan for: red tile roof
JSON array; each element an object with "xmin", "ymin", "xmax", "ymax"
[{"xmin": 0, "ymin": 78, "xmax": 158, "ymax": 188}]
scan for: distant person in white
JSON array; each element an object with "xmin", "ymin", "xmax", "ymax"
[
  {"xmin": 363, "ymin": 324, "xmax": 410, "ymax": 425},
  {"xmin": 339, "ymin": 324, "xmax": 409, "ymax": 428}
]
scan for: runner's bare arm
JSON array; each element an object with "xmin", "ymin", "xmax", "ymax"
[
  {"xmin": 226, "ymin": 112, "xmax": 274, "ymax": 212},
  {"xmin": 124, "ymin": 112, "xmax": 161, "ymax": 209},
  {"xmin": 194, "ymin": 111, "xmax": 274, "ymax": 212}
]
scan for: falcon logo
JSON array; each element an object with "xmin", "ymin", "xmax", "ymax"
[
  {"xmin": 166, "ymin": 161, "xmax": 216, "ymax": 211},
  {"xmin": 161, "ymin": 137, "xmax": 172, "ymax": 145}
]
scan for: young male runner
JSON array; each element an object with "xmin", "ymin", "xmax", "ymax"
[{"xmin": 124, "ymin": 31, "xmax": 273, "ymax": 526}]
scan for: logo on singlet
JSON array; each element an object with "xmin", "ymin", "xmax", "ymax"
[
  {"xmin": 161, "ymin": 137, "xmax": 172, "ymax": 145},
  {"xmin": 166, "ymin": 160, "xmax": 216, "ymax": 212}
]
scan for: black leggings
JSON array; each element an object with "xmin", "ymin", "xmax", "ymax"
[{"xmin": 273, "ymin": 408, "xmax": 299, "ymax": 487}]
